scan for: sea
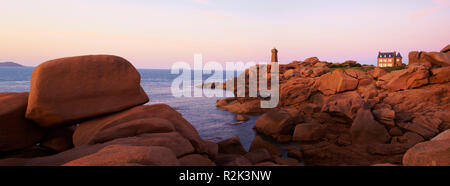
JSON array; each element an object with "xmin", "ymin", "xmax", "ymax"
[{"xmin": 0, "ymin": 67, "xmax": 257, "ymax": 150}]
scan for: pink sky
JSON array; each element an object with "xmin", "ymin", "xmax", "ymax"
[{"xmin": 1, "ymin": 0, "xmax": 449, "ymax": 68}]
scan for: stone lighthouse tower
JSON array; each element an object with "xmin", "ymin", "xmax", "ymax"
[{"xmin": 271, "ymin": 48, "xmax": 278, "ymax": 63}]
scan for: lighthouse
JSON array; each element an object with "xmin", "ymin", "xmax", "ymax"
[{"xmin": 271, "ymin": 48, "xmax": 278, "ymax": 63}]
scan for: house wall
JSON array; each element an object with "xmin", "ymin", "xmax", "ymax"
[
  {"xmin": 377, "ymin": 57, "xmax": 396, "ymax": 67},
  {"xmin": 377, "ymin": 54, "xmax": 402, "ymax": 67}
]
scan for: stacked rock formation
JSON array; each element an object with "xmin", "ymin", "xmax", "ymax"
[
  {"xmin": 215, "ymin": 45, "xmax": 450, "ymax": 166},
  {"xmin": 0, "ymin": 56, "xmax": 189, "ymax": 165}
]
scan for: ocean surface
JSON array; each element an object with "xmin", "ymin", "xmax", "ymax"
[{"xmin": 0, "ymin": 67, "xmax": 257, "ymax": 150}]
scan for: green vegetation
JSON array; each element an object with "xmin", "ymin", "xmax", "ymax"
[
  {"xmin": 326, "ymin": 61, "xmax": 406, "ymax": 73},
  {"xmin": 327, "ymin": 62, "xmax": 375, "ymax": 72},
  {"xmin": 380, "ymin": 66, "xmax": 407, "ymax": 72}
]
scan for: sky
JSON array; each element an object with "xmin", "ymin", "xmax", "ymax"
[{"xmin": 0, "ymin": 0, "xmax": 449, "ymax": 68}]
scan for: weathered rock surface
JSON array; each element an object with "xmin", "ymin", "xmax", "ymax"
[
  {"xmin": 292, "ymin": 123, "xmax": 326, "ymax": 142},
  {"xmin": 26, "ymin": 55, "xmax": 149, "ymax": 127},
  {"xmin": 249, "ymin": 135, "xmax": 282, "ymax": 158},
  {"xmin": 236, "ymin": 114, "xmax": 250, "ymax": 121},
  {"xmin": 377, "ymin": 65, "xmax": 429, "ymax": 91},
  {"xmin": 213, "ymin": 154, "xmax": 252, "ymax": 166},
  {"xmin": 429, "ymin": 66, "xmax": 450, "ymax": 84},
  {"xmin": 73, "ymin": 104, "xmax": 209, "ymax": 155},
  {"xmin": 216, "ymin": 98, "xmax": 265, "ymax": 114},
  {"xmin": 253, "ymin": 109, "xmax": 294, "ymax": 138},
  {"xmin": 372, "ymin": 106, "xmax": 396, "ymax": 126},
  {"xmin": 301, "ymin": 142, "xmax": 403, "ymax": 166},
  {"xmin": 0, "ymin": 55, "xmax": 222, "ymax": 166},
  {"xmin": 274, "ymin": 157, "xmax": 300, "ymax": 166},
  {"xmin": 0, "ymin": 93, "xmax": 44, "ymax": 152},
  {"xmin": 178, "ymin": 154, "xmax": 215, "ymax": 166},
  {"xmin": 217, "ymin": 137, "xmax": 247, "ymax": 155},
  {"xmin": 279, "ymin": 78, "xmax": 315, "ymax": 107},
  {"xmin": 402, "ymin": 139, "xmax": 450, "ymax": 166},
  {"xmin": 315, "ymin": 69, "xmax": 359, "ymax": 95},
  {"xmin": 64, "ymin": 145, "xmax": 179, "ymax": 166},
  {"xmin": 350, "ymin": 105, "xmax": 391, "ymax": 144},
  {"xmin": 304, "ymin": 57, "xmax": 320, "ymax": 64},
  {"xmin": 73, "ymin": 107, "xmax": 175, "ymax": 146},
  {"xmin": 106, "ymin": 132, "xmax": 195, "ymax": 158},
  {"xmin": 368, "ymin": 68, "xmax": 387, "ymax": 79},
  {"xmin": 40, "ymin": 127, "xmax": 74, "ymax": 152},
  {"xmin": 409, "ymin": 50, "xmax": 450, "ymax": 67},
  {"xmin": 244, "ymin": 149, "xmax": 273, "ymax": 164},
  {"xmin": 383, "ymin": 83, "xmax": 449, "ymax": 122},
  {"xmin": 285, "ymin": 146, "xmax": 303, "ymax": 161},
  {"xmin": 398, "ymin": 116, "xmax": 441, "ymax": 140},
  {"xmin": 321, "ymin": 91, "xmax": 363, "ymax": 123},
  {"xmin": 431, "ymin": 130, "xmax": 450, "ymax": 141},
  {"xmin": 440, "ymin": 45, "xmax": 450, "ymax": 53},
  {"xmin": 210, "ymin": 47, "xmax": 450, "ymax": 166}
]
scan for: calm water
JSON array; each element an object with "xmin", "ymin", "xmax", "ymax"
[{"xmin": 0, "ymin": 67, "xmax": 256, "ymax": 149}]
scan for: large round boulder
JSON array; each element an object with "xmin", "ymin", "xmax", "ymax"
[
  {"xmin": 0, "ymin": 92, "xmax": 44, "ymax": 152},
  {"xmin": 253, "ymin": 109, "xmax": 294, "ymax": 138},
  {"xmin": 321, "ymin": 91, "xmax": 363, "ymax": 123},
  {"xmin": 26, "ymin": 55, "xmax": 149, "ymax": 127},
  {"xmin": 73, "ymin": 104, "xmax": 209, "ymax": 155},
  {"xmin": 73, "ymin": 113, "xmax": 175, "ymax": 146},
  {"xmin": 314, "ymin": 69, "xmax": 358, "ymax": 95},
  {"xmin": 402, "ymin": 139, "xmax": 450, "ymax": 166}
]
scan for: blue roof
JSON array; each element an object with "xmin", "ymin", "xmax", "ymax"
[
  {"xmin": 397, "ymin": 52, "xmax": 402, "ymax": 58},
  {"xmin": 378, "ymin": 52, "xmax": 397, "ymax": 58}
]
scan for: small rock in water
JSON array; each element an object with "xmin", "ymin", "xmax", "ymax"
[{"xmin": 236, "ymin": 114, "xmax": 250, "ymax": 122}]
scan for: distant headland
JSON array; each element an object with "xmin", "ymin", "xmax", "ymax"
[{"xmin": 0, "ymin": 62, "xmax": 24, "ymax": 67}]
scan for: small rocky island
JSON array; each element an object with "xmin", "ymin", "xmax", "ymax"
[{"xmin": 0, "ymin": 62, "xmax": 24, "ymax": 67}]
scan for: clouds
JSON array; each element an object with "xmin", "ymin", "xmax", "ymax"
[{"xmin": 409, "ymin": 0, "xmax": 450, "ymax": 20}]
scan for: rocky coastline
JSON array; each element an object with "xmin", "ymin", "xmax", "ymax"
[
  {"xmin": 0, "ymin": 55, "xmax": 290, "ymax": 166},
  {"xmin": 0, "ymin": 45, "xmax": 449, "ymax": 166},
  {"xmin": 214, "ymin": 45, "xmax": 450, "ymax": 166}
]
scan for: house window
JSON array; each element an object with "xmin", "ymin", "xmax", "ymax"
[{"xmin": 397, "ymin": 59, "xmax": 400, "ymax": 62}]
